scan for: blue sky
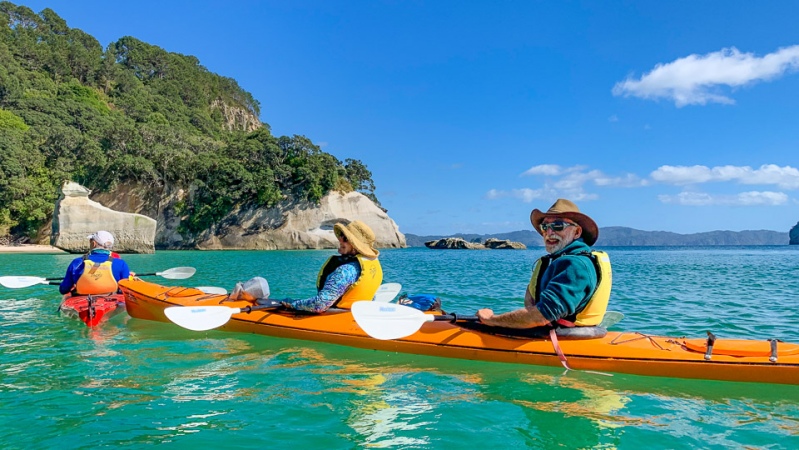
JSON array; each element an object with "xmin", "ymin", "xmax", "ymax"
[{"xmin": 15, "ymin": 1, "xmax": 799, "ymax": 236}]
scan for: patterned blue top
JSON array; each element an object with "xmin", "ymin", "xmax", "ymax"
[{"xmin": 283, "ymin": 262, "xmax": 359, "ymax": 312}]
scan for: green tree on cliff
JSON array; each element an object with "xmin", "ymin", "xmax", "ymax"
[{"xmin": 0, "ymin": 2, "xmax": 378, "ymax": 240}]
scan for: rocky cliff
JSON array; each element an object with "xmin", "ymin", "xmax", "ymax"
[
  {"xmin": 52, "ymin": 182, "xmax": 157, "ymax": 253},
  {"xmin": 90, "ymin": 185, "xmax": 405, "ymax": 250},
  {"xmin": 191, "ymin": 191, "xmax": 405, "ymax": 250},
  {"xmin": 790, "ymin": 222, "xmax": 799, "ymax": 245}
]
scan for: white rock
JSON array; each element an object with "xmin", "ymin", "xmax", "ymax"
[
  {"xmin": 195, "ymin": 191, "xmax": 406, "ymax": 250},
  {"xmin": 52, "ymin": 182, "xmax": 157, "ymax": 253}
]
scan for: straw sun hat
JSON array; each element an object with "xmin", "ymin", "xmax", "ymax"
[
  {"xmin": 530, "ymin": 198, "xmax": 599, "ymax": 246},
  {"xmin": 334, "ymin": 220, "xmax": 379, "ymax": 258}
]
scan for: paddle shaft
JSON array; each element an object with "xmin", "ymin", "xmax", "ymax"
[
  {"xmin": 135, "ymin": 272, "xmax": 165, "ymax": 278},
  {"xmin": 49, "ymin": 269, "xmax": 187, "ymax": 283},
  {"xmin": 433, "ymin": 313, "xmax": 479, "ymax": 323},
  {"xmin": 441, "ymin": 313, "xmax": 622, "ymax": 327},
  {"xmin": 237, "ymin": 303, "xmax": 283, "ymax": 314}
]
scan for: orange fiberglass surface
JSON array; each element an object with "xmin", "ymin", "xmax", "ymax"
[{"xmin": 118, "ymin": 279, "xmax": 799, "ymax": 385}]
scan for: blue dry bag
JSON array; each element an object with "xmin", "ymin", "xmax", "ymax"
[{"xmin": 398, "ymin": 294, "xmax": 441, "ymax": 311}]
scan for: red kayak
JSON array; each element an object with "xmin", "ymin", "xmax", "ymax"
[{"xmin": 59, "ymin": 293, "xmax": 126, "ymax": 327}]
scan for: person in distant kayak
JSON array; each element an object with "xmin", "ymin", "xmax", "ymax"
[
  {"xmin": 59, "ymin": 231, "xmax": 131, "ymax": 296},
  {"xmin": 272, "ymin": 220, "xmax": 383, "ymax": 313},
  {"xmin": 477, "ymin": 199, "xmax": 611, "ymax": 329}
]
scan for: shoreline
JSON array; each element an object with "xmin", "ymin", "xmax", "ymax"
[{"xmin": 0, "ymin": 244, "xmax": 67, "ymax": 254}]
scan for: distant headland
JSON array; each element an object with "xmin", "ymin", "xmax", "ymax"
[{"xmin": 405, "ymin": 226, "xmax": 793, "ymax": 247}]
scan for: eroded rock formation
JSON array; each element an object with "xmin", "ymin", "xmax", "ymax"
[
  {"xmin": 90, "ymin": 185, "xmax": 405, "ymax": 250},
  {"xmin": 425, "ymin": 237, "xmax": 484, "ymax": 249},
  {"xmin": 484, "ymin": 238, "xmax": 527, "ymax": 249},
  {"xmin": 52, "ymin": 182, "xmax": 157, "ymax": 253},
  {"xmin": 193, "ymin": 191, "xmax": 406, "ymax": 250},
  {"xmin": 425, "ymin": 237, "xmax": 526, "ymax": 250}
]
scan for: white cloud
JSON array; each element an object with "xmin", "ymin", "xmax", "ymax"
[
  {"xmin": 521, "ymin": 164, "xmax": 566, "ymax": 176},
  {"xmin": 612, "ymin": 45, "xmax": 799, "ymax": 106},
  {"xmin": 594, "ymin": 173, "xmax": 649, "ymax": 187},
  {"xmin": 512, "ymin": 188, "xmax": 549, "ymax": 202},
  {"xmin": 608, "ymin": 115, "xmax": 619, "ymax": 122},
  {"xmin": 658, "ymin": 191, "xmax": 789, "ymax": 206},
  {"xmin": 490, "ymin": 163, "xmax": 795, "ymax": 208},
  {"xmin": 485, "ymin": 187, "xmax": 551, "ymax": 202},
  {"xmin": 484, "ymin": 189, "xmax": 504, "ymax": 200},
  {"xmin": 651, "ymin": 164, "xmax": 799, "ymax": 189},
  {"xmin": 489, "ymin": 165, "xmax": 642, "ymax": 203}
]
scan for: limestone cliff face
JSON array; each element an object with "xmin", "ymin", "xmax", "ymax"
[
  {"xmin": 211, "ymin": 99, "xmax": 262, "ymax": 132},
  {"xmin": 192, "ymin": 191, "xmax": 406, "ymax": 250},
  {"xmin": 790, "ymin": 222, "xmax": 799, "ymax": 245},
  {"xmin": 52, "ymin": 182, "xmax": 157, "ymax": 253},
  {"xmin": 92, "ymin": 185, "xmax": 406, "ymax": 250}
]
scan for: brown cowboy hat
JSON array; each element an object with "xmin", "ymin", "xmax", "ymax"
[
  {"xmin": 530, "ymin": 198, "xmax": 599, "ymax": 246},
  {"xmin": 334, "ymin": 220, "xmax": 379, "ymax": 258}
]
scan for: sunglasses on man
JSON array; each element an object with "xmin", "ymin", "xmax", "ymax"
[{"xmin": 539, "ymin": 221, "xmax": 578, "ymax": 232}]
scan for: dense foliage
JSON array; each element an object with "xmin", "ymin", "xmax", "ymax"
[{"xmin": 0, "ymin": 2, "xmax": 378, "ymax": 238}]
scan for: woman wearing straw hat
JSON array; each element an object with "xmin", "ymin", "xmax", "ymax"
[{"xmin": 280, "ymin": 220, "xmax": 383, "ymax": 313}]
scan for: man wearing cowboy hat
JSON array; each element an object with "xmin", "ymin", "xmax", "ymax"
[
  {"xmin": 279, "ymin": 220, "xmax": 383, "ymax": 313},
  {"xmin": 477, "ymin": 199, "xmax": 607, "ymax": 329}
]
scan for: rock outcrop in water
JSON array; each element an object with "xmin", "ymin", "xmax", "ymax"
[
  {"xmin": 52, "ymin": 182, "xmax": 157, "ymax": 253},
  {"xmin": 424, "ymin": 237, "xmax": 526, "ymax": 249},
  {"xmin": 484, "ymin": 238, "xmax": 527, "ymax": 249},
  {"xmin": 790, "ymin": 222, "xmax": 799, "ymax": 245}
]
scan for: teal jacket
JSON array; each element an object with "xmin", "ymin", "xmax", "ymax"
[{"xmin": 535, "ymin": 239, "xmax": 598, "ymax": 322}]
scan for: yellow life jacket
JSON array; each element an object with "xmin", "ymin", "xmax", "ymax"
[
  {"xmin": 316, "ymin": 255, "xmax": 383, "ymax": 309},
  {"xmin": 75, "ymin": 260, "xmax": 119, "ymax": 295},
  {"xmin": 527, "ymin": 250, "xmax": 612, "ymax": 327}
]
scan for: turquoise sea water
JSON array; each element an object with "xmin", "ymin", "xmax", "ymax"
[{"xmin": 1, "ymin": 246, "xmax": 798, "ymax": 449}]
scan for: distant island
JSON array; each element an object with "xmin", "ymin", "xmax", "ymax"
[{"xmin": 405, "ymin": 227, "xmax": 790, "ymax": 247}]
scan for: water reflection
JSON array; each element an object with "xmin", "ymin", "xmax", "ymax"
[
  {"xmin": 278, "ymin": 347, "xmax": 436, "ymax": 447},
  {"xmin": 515, "ymin": 375, "xmax": 633, "ymax": 429}
]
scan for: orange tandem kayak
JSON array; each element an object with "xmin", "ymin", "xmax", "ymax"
[{"xmin": 118, "ymin": 279, "xmax": 799, "ymax": 385}]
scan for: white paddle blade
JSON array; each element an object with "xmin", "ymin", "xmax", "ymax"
[
  {"xmin": 165, "ymin": 306, "xmax": 237, "ymax": 331},
  {"xmin": 158, "ymin": 267, "xmax": 196, "ymax": 279},
  {"xmin": 351, "ymin": 301, "xmax": 434, "ymax": 340},
  {"xmin": 373, "ymin": 283, "xmax": 402, "ymax": 303},
  {"xmin": 0, "ymin": 276, "xmax": 48, "ymax": 288},
  {"xmin": 599, "ymin": 311, "xmax": 624, "ymax": 328},
  {"xmin": 196, "ymin": 286, "xmax": 228, "ymax": 294}
]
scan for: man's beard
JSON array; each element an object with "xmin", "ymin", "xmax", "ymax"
[{"xmin": 545, "ymin": 235, "xmax": 570, "ymax": 254}]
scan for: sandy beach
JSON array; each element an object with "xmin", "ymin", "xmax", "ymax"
[{"xmin": 0, "ymin": 245, "xmax": 67, "ymax": 254}]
